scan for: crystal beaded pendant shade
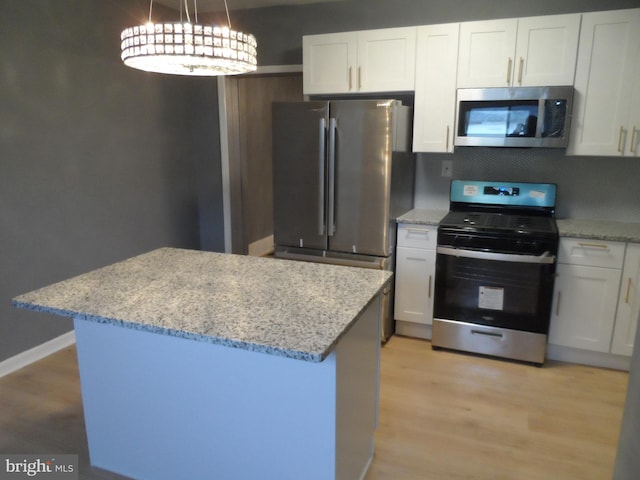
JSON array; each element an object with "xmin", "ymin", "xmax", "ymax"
[{"xmin": 120, "ymin": 0, "xmax": 257, "ymax": 76}]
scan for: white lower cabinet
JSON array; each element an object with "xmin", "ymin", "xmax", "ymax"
[
  {"xmin": 612, "ymin": 244, "xmax": 640, "ymax": 356},
  {"xmin": 548, "ymin": 238, "xmax": 640, "ymax": 365},
  {"xmin": 394, "ymin": 224, "xmax": 437, "ymax": 339},
  {"xmin": 549, "ymin": 262, "xmax": 622, "ymax": 352}
]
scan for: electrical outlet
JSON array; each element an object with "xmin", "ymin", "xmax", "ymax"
[{"xmin": 441, "ymin": 160, "xmax": 453, "ymax": 177}]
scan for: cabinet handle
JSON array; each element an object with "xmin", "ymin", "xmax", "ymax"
[
  {"xmin": 631, "ymin": 126, "xmax": 639, "ymax": 154},
  {"xmin": 618, "ymin": 126, "xmax": 627, "ymax": 153},
  {"xmin": 348, "ymin": 66, "xmax": 353, "ymax": 91},
  {"xmin": 506, "ymin": 57, "xmax": 513, "ymax": 84},
  {"xmin": 577, "ymin": 242, "xmax": 609, "ymax": 250},
  {"xmin": 517, "ymin": 57, "xmax": 524, "ymax": 85},
  {"xmin": 407, "ymin": 228, "xmax": 430, "ymax": 234},
  {"xmin": 358, "ymin": 66, "xmax": 362, "ymax": 90},
  {"xmin": 625, "ymin": 278, "xmax": 632, "ymax": 304},
  {"xmin": 556, "ymin": 291, "xmax": 562, "ymax": 316},
  {"xmin": 428, "ymin": 275, "xmax": 432, "ymax": 300}
]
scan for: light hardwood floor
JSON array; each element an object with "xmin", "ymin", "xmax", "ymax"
[{"xmin": 0, "ymin": 336, "xmax": 629, "ymax": 479}]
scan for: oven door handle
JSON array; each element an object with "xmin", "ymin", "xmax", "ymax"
[{"xmin": 436, "ymin": 246, "xmax": 556, "ymax": 264}]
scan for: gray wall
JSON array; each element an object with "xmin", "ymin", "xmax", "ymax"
[{"xmin": 0, "ymin": 0, "xmax": 225, "ymax": 363}]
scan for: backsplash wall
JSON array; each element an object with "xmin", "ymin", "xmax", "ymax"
[{"xmin": 414, "ymin": 149, "xmax": 640, "ymax": 222}]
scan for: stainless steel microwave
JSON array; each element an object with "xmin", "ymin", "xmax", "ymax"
[{"xmin": 454, "ymin": 86, "xmax": 574, "ymax": 148}]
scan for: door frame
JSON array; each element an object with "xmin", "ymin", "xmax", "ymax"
[{"xmin": 217, "ymin": 64, "xmax": 303, "ymax": 254}]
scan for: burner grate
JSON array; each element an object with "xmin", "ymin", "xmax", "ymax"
[{"xmin": 463, "ymin": 213, "xmax": 483, "ymax": 225}]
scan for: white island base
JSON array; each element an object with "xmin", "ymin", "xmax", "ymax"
[{"xmin": 73, "ymin": 296, "xmax": 381, "ymax": 480}]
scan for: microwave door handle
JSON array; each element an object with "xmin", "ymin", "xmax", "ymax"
[
  {"xmin": 436, "ymin": 246, "xmax": 556, "ymax": 264},
  {"xmin": 318, "ymin": 118, "xmax": 326, "ymax": 236},
  {"xmin": 536, "ymin": 98, "xmax": 546, "ymax": 138}
]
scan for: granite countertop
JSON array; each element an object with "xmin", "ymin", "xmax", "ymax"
[
  {"xmin": 12, "ymin": 248, "xmax": 392, "ymax": 363},
  {"xmin": 397, "ymin": 208, "xmax": 448, "ymax": 226},
  {"xmin": 398, "ymin": 209, "xmax": 640, "ymax": 243},
  {"xmin": 556, "ymin": 218, "xmax": 640, "ymax": 243}
]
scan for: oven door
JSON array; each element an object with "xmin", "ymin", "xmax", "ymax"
[{"xmin": 434, "ymin": 246, "xmax": 556, "ymax": 334}]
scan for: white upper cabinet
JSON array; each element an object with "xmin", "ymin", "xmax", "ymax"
[
  {"xmin": 457, "ymin": 19, "xmax": 517, "ymax": 88},
  {"xmin": 568, "ymin": 8, "xmax": 640, "ymax": 156},
  {"xmin": 457, "ymin": 14, "xmax": 581, "ymax": 88},
  {"xmin": 357, "ymin": 28, "xmax": 417, "ymax": 92},
  {"xmin": 412, "ymin": 23, "xmax": 460, "ymax": 153},
  {"xmin": 303, "ymin": 27, "xmax": 416, "ymax": 95},
  {"xmin": 514, "ymin": 15, "xmax": 581, "ymax": 87},
  {"xmin": 630, "ymin": 60, "xmax": 640, "ymax": 157},
  {"xmin": 302, "ymin": 32, "xmax": 357, "ymax": 94}
]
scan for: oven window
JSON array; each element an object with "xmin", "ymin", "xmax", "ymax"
[{"xmin": 434, "ymin": 253, "xmax": 555, "ymax": 333}]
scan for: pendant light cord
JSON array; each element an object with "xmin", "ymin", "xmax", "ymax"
[
  {"xmin": 183, "ymin": 0, "xmax": 191, "ymax": 22},
  {"xmin": 146, "ymin": 0, "xmax": 231, "ymax": 29},
  {"xmin": 223, "ymin": 0, "xmax": 232, "ymax": 29}
]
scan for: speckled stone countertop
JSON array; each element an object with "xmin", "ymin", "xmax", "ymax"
[
  {"xmin": 556, "ymin": 218, "xmax": 640, "ymax": 243},
  {"xmin": 12, "ymin": 248, "xmax": 392, "ymax": 363},
  {"xmin": 397, "ymin": 208, "xmax": 448, "ymax": 225},
  {"xmin": 398, "ymin": 209, "xmax": 640, "ymax": 243}
]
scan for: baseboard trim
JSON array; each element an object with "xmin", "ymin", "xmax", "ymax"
[
  {"xmin": 395, "ymin": 320, "xmax": 432, "ymax": 340},
  {"xmin": 0, "ymin": 330, "xmax": 76, "ymax": 378},
  {"xmin": 546, "ymin": 343, "xmax": 631, "ymax": 371}
]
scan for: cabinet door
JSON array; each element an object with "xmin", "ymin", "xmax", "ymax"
[
  {"xmin": 549, "ymin": 263, "xmax": 622, "ymax": 352},
  {"xmin": 457, "ymin": 19, "xmax": 517, "ymax": 88},
  {"xmin": 515, "ymin": 14, "xmax": 581, "ymax": 86},
  {"xmin": 413, "ymin": 23, "xmax": 459, "ymax": 153},
  {"xmin": 568, "ymin": 9, "xmax": 640, "ymax": 156},
  {"xmin": 303, "ymin": 32, "xmax": 357, "ymax": 94},
  {"xmin": 356, "ymin": 27, "xmax": 416, "ymax": 92},
  {"xmin": 612, "ymin": 244, "xmax": 640, "ymax": 356},
  {"xmin": 394, "ymin": 246, "xmax": 436, "ymax": 325},
  {"xmin": 628, "ymin": 52, "xmax": 640, "ymax": 157}
]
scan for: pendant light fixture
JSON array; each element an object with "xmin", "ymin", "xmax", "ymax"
[{"xmin": 120, "ymin": 0, "xmax": 257, "ymax": 76}]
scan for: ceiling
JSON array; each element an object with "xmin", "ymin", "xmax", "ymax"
[{"xmin": 153, "ymin": 0, "xmax": 344, "ymax": 12}]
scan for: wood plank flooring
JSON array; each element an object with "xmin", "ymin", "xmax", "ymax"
[
  {"xmin": 366, "ymin": 336, "xmax": 628, "ymax": 480},
  {"xmin": 0, "ymin": 336, "xmax": 628, "ymax": 480}
]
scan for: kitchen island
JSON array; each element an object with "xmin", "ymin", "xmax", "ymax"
[{"xmin": 12, "ymin": 248, "xmax": 392, "ymax": 480}]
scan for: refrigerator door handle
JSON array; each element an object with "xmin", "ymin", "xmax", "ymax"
[
  {"xmin": 327, "ymin": 117, "xmax": 337, "ymax": 237},
  {"xmin": 318, "ymin": 118, "xmax": 326, "ymax": 236}
]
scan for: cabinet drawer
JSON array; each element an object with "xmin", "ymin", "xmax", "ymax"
[
  {"xmin": 558, "ymin": 238, "xmax": 625, "ymax": 268},
  {"xmin": 397, "ymin": 224, "xmax": 437, "ymax": 249}
]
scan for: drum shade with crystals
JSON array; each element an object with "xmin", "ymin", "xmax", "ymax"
[{"xmin": 120, "ymin": 0, "xmax": 257, "ymax": 76}]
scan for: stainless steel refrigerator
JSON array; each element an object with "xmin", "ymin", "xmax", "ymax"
[{"xmin": 272, "ymin": 99, "xmax": 415, "ymax": 341}]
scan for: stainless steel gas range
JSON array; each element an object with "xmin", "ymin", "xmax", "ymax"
[{"xmin": 432, "ymin": 180, "xmax": 559, "ymax": 366}]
